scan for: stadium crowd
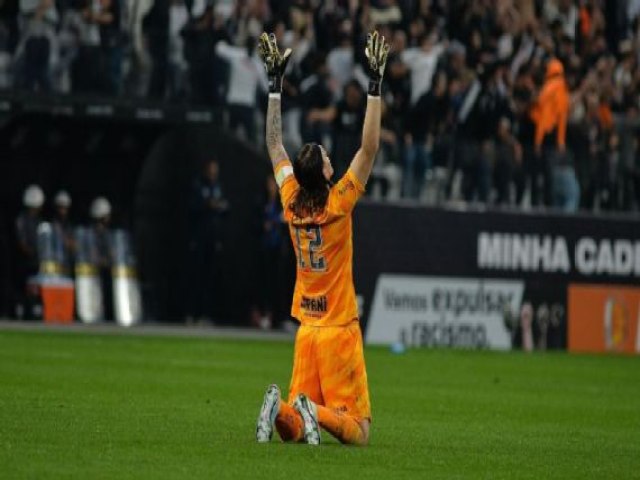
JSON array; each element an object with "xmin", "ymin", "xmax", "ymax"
[{"xmin": 2, "ymin": 0, "xmax": 640, "ymax": 211}]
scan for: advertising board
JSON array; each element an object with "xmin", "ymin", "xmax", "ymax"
[{"xmin": 568, "ymin": 285, "xmax": 640, "ymax": 354}]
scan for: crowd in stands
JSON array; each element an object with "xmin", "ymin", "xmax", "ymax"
[{"xmin": 2, "ymin": 0, "xmax": 640, "ymax": 211}]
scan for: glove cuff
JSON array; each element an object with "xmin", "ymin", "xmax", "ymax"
[
  {"xmin": 368, "ymin": 80, "xmax": 381, "ymax": 96},
  {"xmin": 268, "ymin": 75, "xmax": 283, "ymax": 93}
]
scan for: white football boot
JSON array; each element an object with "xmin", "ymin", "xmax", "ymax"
[
  {"xmin": 256, "ymin": 384, "xmax": 280, "ymax": 443},
  {"xmin": 293, "ymin": 394, "xmax": 321, "ymax": 445}
]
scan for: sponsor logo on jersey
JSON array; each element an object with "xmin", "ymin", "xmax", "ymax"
[{"xmin": 301, "ymin": 295, "xmax": 328, "ymax": 313}]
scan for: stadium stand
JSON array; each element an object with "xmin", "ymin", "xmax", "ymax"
[{"xmin": 1, "ymin": 0, "xmax": 640, "ymax": 208}]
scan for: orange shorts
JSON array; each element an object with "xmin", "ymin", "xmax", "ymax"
[{"xmin": 287, "ymin": 321, "xmax": 371, "ymax": 421}]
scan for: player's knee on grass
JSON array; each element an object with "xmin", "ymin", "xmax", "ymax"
[{"xmin": 275, "ymin": 401, "xmax": 304, "ymax": 442}]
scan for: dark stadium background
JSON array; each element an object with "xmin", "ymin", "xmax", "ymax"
[{"xmin": 0, "ymin": 104, "xmax": 272, "ymax": 322}]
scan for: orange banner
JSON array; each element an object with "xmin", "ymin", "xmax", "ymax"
[{"xmin": 568, "ymin": 285, "xmax": 640, "ymax": 354}]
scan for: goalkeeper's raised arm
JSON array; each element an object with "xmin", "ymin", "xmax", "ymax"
[
  {"xmin": 258, "ymin": 32, "xmax": 292, "ymax": 176},
  {"xmin": 350, "ymin": 31, "xmax": 390, "ymax": 186}
]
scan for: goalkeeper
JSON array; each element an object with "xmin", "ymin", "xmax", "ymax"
[{"xmin": 255, "ymin": 30, "xmax": 389, "ymax": 446}]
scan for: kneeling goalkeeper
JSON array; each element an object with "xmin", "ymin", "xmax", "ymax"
[{"xmin": 255, "ymin": 30, "xmax": 389, "ymax": 445}]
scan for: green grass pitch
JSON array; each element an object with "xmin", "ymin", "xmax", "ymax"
[{"xmin": 1, "ymin": 329, "xmax": 639, "ymax": 479}]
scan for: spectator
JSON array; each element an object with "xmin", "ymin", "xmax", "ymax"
[
  {"xmin": 598, "ymin": 131, "xmax": 622, "ymax": 210},
  {"xmin": 122, "ymin": 0, "xmax": 152, "ymax": 97},
  {"xmin": 97, "ymin": 0, "xmax": 121, "ymax": 95},
  {"xmin": 299, "ymin": 53, "xmax": 334, "ymax": 146},
  {"xmin": 326, "ymin": 23, "xmax": 354, "ymax": 100},
  {"xmin": 16, "ymin": 0, "xmax": 58, "ymax": 91},
  {"xmin": 512, "ymin": 66, "xmax": 537, "ymax": 205},
  {"xmin": 186, "ymin": 159, "xmax": 229, "ymax": 323},
  {"xmin": 401, "ymin": 30, "xmax": 446, "ymax": 107},
  {"xmin": 215, "ymin": 36, "xmax": 266, "ymax": 142},
  {"xmin": 494, "ymin": 116, "xmax": 523, "ymax": 205},
  {"xmin": 143, "ymin": 0, "xmax": 169, "ymax": 99},
  {"xmin": 90, "ymin": 196, "xmax": 113, "ymax": 319},
  {"xmin": 51, "ymin": 190, "xmax": 75, "ymax": 274},
  {"xmin": 446, "ymin": 40, "xmax": 474, "ymax": 88},
  {"xmin": 332, "ymin": 79, "xmax": 364, "ymax": 178},
  {"xmin": 531, "ymin": 57, "xmax": 579, "ymax": 211},
  {"xmin": 574, "ymin": 89, "xmax": 606, "ymax": 209},
  {"xmin": 167, "ymin": 0, "xmax": 189, "ymax": 99},
  {"xmin": 64, "ymin": 0, "xmax": 120, "ymax": 94},
  {"xmin": 55, "ymin": 3, "xmax": 79, "ymax": 92},
  {"xmin": 378, "ymin": 28, "xmax": 411, "ymax": 175},
  {"xmin": 455, "ymin": 61, "xmax": 510, "ymax": 203},
  {"xmin": 16, "ymin": 184, "xmax": 43, "ymax": 270},
  {"xmin": 613, "ymin": 40, "xmax": 635, "ymax": 107},
  {"xmin": 403, "ymin": 70, "xmax": 450, "ymax": 199},
  {"xmin": 182, "ymin": 6, "xmax": 221, "ymax": 104},
  {"xmin": 68, "ymin": 0, "xmax": 103, "ymax": 93},
  {"xmin": 14, "ymin": 185, "xmax": 44, "ymax": 318}
]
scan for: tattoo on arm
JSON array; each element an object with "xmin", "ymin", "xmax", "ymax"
[{"xmin": 266, "ymin": 97, "xmax": 287, "ymax": 164}]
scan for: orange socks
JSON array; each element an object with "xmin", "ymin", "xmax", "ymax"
[
  {"xmin": 275, "ymin": 400, "xmax": 367, "ymax": 445},
  {"xmin": 316, "ymin": 405, "xmax": 366, "ymax": 445},
  {"xmin": 275, "ymin": 400, "xmax": 304, "ymax": 442}
]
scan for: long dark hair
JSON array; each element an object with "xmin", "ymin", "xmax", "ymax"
[{"xmin": 289, "ymin": 143, "xmax": 330, "ymax": 218}]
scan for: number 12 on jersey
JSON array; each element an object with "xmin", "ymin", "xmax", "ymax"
[{"xmin": 294, "ymin": 225, "xmax": 326, "ymax": 271}]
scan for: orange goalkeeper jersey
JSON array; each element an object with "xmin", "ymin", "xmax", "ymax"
[{"xmin": 276, "ymin": 162, "xmax": 364, "ymax": 327}]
